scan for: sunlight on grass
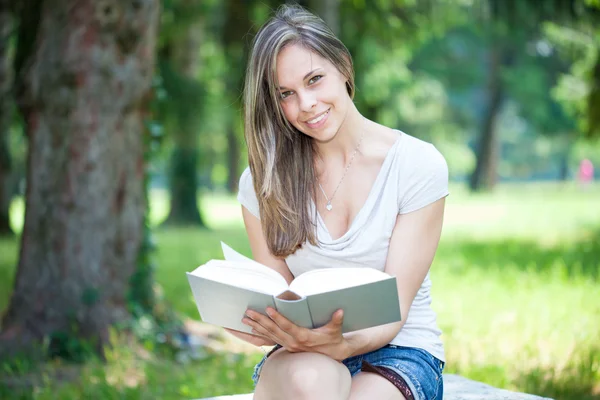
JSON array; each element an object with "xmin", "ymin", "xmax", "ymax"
[{"xmin": 149, "ymin": 189, "xmax": 245, "ymax": 229}]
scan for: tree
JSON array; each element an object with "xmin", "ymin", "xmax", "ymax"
[
  {"xmin": 0, "ymin": 0, "xmax": 14, "ymax": 236},
  {"xmin": 469, "ymin": 26, "xmax": 513, "ymax": 191},
  {"xmin": 456, "ymin": 0, "xmax": 593, "ymax": 190},
  {"xmin": 310, "ymin": 0, "xmax": 340, "ymax": 35},
  {"xmin": 160, "ymin": 1, "xmax": 206, "ymax": 226},
  {"xmin": 487, "ymin": 0, "xmax": 600, "ymax": 141},
  {"xmin": 222, "ymin": 0, "xmax": 253, "ymax": 194},
  {"xmin": 0, "ymin": 0, "xmax": 160, "ymax": 359}
]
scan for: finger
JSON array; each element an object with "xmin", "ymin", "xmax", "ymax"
[
  {"xmin": 243, "ymin": 311, "xmax": 286, "ymax": 342},
  {"xmin": 265, "ymin": 307, "xmax": 317, "ymax": 347},
  {"xmin": 265, "ymin": 308, "xmax": 301, "ymax": 334},
  {"xmin": 332, "ymin": 309, "xmax": 344, "ymax": 326},
  {"xmin": 247, "ymin": 309, "xmax": 295, "ymax": 338},
  {"xmin": 245, "ymin": 309, "xmax": 280, "ymax": 330},
  {"xmin": 321, "ymin": 309, "xmax": 344, "ymax": 329},
  {"xmin": 248, "ymin": 309, "xmax": 309, "ymax": 350},
  {"xmin": 249, "ymin": 321, "xmax": 282, "ymax": 345}
]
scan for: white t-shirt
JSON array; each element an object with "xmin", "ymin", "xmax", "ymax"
[{"xmin": 237, "ymin": 130, "xmax": 449, "ymax": 362}]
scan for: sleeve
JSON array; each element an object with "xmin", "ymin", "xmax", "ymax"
[
  {"xmin": 237, "ymin": 167, "xmax": 261, "ymax": 219},
  {"xmin": 398, "ymin": 143, "xmax": 449, "ymax": 215}
]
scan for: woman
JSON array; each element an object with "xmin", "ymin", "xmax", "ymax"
[{"xmin": 228, "ymin": 5, "xmax": 448, "ymax": 400}]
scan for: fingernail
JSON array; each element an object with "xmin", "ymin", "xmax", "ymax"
[{"xmin": 266, "ymin": 308, "xmax": 274, "ymax": 316}]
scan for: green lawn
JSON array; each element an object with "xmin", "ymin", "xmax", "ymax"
[{"xmin": 1, "ymin": 182, "xmax": 599, "ymax": 399}]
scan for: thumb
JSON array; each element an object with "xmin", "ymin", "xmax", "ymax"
[{"xmin": 332, "ymin": 309, "xmax": 344, "ymax": 326}]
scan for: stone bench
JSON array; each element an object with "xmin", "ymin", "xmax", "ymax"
[{"xmin": 197, "ymin": 374, "xmax": 553, "ymax": 400}]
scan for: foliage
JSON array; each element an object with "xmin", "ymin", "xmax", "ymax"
[{"xmin": 544, "ymin": 22, "xmax": 600, "ymax": 138}]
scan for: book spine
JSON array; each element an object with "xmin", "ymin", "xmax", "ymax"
[{"xmin": 273, "ymin": 296, "xmax": 314, "ymax": 329}]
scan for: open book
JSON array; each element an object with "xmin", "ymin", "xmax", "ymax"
[{"xmin": 186, "ymin": 243, "xmax": 401, "ymax": 334}]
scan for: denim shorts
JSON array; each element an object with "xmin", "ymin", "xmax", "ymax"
[{"xmin": 252, "ymin": 344, "xmax": 445, "ymax": 400}]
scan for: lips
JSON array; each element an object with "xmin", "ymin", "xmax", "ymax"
[{"xmin": 304, "ymin": 108, "xmax": 330, "ymax": 129}]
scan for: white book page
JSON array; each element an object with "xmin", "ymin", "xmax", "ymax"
[
  {"xmin": 190, "ymin": 260, "xmax": 288, "ymax": 295},
  {"xmin": 220, "ymin": 242, "xmax": 289, "ymax": 288},
  {"xmin": 289, "ymin": 267, "xmax": 392, "ymax": 297}
]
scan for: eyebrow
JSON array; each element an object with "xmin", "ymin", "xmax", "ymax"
[{"xmin": 278, "ymin": 68, "xmax": 323, "ymax": 90}]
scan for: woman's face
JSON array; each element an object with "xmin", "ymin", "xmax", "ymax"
[{"xmin": 276, "ymin": 44, "xmax": 351, "ymax": 142}]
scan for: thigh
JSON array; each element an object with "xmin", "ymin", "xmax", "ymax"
[{"xmin": 349, "ymin": 371, "xmax": 406, "ymax": 400}]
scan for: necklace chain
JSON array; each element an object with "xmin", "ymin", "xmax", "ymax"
[{"xmin": 317, "ymin": 122, "xmax": 366, "ymax": 211}]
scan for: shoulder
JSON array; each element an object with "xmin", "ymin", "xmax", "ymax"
[
  {"xmin": 237, "ymin": 167, "xmax": 260, "ymax": 218},
  {"xmin": 239, "ymin": 166, "xmax": 253, "ymax": 188},
  {"xmin": 395, "ymin": 131, "xmax": 448, "ymax": 174},
  {"xmin": 391, "ymin": 131, "xmax": 449, "ymax": 214}
]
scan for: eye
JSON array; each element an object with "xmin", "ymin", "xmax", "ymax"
[
  {"xmin": 308, "ymin": 75, "xmax": 323, "ymax": 85},
  {"xmin": 280, "ymin": 90, "xmax": 293, "ymax": 99}
]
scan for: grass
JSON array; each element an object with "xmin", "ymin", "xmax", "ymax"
[{"xmin": 1, "ymin": 182, "xmax": 599, "ymax": 399}]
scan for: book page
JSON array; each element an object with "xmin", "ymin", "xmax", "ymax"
[
  {"xmin": 220, "ymin": 242, "xmax": 289, "ymax": 287},
  {"xmin": 190, "ymin": 260, "xmax": 288, "ymax": 295},
  {"xmin": 289, "ymin": 267, "xmax": 392, "ymax": 297}
]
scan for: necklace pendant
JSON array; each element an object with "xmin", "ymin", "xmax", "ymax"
[{"xmin": 326, "ymin": 202, "xmax": 333, "ymax": 211}]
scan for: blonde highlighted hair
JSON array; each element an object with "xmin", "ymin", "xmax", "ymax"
[{"xmin": 243, "ymin": 4, "xmax": 355, "ymax": 258}]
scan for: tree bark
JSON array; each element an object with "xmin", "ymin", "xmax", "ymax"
[
  {"xmin": 557, "ymin": 134, "xmax": 574, "ymax": 181},
  {"xmin": 587, "ymin": 47, "xmax": 600, "ymax": 139},
  {"xmin": 0, "ymin": 0, "xmax": 160, "ymax": 359},
  {"xmin": 0, "ymin": 0, "xmax": 14, "ymax": 236},
  {"xmin": 164, "ymin": 18, "xmax": 205, "ymax": 226},
  {"xmin": 311, "ymin": 0, "xmax": 340, "ymax": 35},
  {"xmin": 226, "ymin": 127, "xmax": 240, "ymax": 193},
  {"xmin": 469, "ymin": 44, "xmax": 504, "ymax": 191},
  {"xmin": 223, "ymin": 0, "xmax": 251, "ymax": 194}
]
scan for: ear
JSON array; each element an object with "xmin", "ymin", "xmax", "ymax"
[{"xmin": 345, "ymin": 80, "xmax": 354, "ymax": 99}]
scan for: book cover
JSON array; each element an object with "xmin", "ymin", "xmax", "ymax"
[{"xmin": 186, "ymin": 243, "xmax": 401, "ymax": 334}]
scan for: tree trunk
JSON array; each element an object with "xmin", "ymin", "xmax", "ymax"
[
  {"xmin": 0, "ymin": 0, "xmax": 160, "ymax": 360},
  {"xmin": 223, "ymin": 0, "xmax": 251, "ymax": 194},
  {"xmin": 469, "ymin": 44, "xmax": 504, "ymax": 192},
  {"xmin": 557, "ymin": 134, "xmax": 574, "ymax": 181},
  {"xmin": 164, "ymin": 20, "xmax": 205, "ymax": 226},
  {"xmin": 0, "ymin": 0, "xmax": 14, "ymax": 236},
  {"xmin": 226, "ymin": 127, "xmax": 240, "ymax": 193},
  {"xmin": 310, "ymin": 0, "xmax": 340, "ymax": 35},
  {"xmin": 587, "ymin": 47, "xmax": 600, "ymax": 139}
]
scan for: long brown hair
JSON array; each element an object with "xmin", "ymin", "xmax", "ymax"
[{"xmin": 243, "ymin": 5, "xmax": 355, "ymax": 257}]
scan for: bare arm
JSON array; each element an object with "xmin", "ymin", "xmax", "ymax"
[
  {"xmin": 223, "ymin": 206, "xmax": 295, "ymax": 346},
  {"xmin": 342, "ymin": 197, "xmax": 446, "ymax": 357},
  {"xmin": 240, "ymin": 206, "xmax": 295, "ymax": 285}
]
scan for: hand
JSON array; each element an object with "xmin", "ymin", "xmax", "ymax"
[
  {"xmin": 223, "ymin": 327, "xmax": 278, "ymax": 347},
  {"xmin": 242, "ymin": 307, "xmax": 351, "ymax": 361}
]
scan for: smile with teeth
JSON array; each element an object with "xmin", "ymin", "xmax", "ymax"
[{"xmin": 307, "ymin": 110, "xmax": 329, "ymax": 124}]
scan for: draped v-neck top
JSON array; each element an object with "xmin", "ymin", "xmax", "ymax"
[{"xmin": 237, "ymin": 130, "xmax": 449, "ymax": 361}]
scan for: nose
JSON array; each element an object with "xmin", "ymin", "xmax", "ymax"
[{"xmin": 298, "ymin": 91, "xmax": 317, "ymax": 112}]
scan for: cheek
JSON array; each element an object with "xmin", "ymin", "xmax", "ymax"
[{"xmin": 281, "ymin": 102, "xmax": 297, "ymax": 124}]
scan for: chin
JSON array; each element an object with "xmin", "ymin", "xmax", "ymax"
[
  {"xmin": 305, "ymin": 121, "xmax": 340, "ymax": 143},
  {"xmin": 302, "ymin": 127, "xmax": 335, "ymax": 143}
]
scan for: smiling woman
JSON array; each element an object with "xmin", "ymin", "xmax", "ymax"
[
  {"xmin": 276, "ymin": 45, "xmax": 352, "ymax": 142},
  {"xmin": 230, "ymin": 4, "xmax": 449, "ymax": 400}
]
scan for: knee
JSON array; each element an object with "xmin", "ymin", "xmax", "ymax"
[
  {"xmin": 260, "ymin": 351, "xmax": 351, "ymax": 400},
  {"xmin": 284, "ymin": 353, "xmax": 350, "ymax": 399}
]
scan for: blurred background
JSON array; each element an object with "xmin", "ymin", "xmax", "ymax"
[{"xmin": 0, "ymin": 0, "xmax": 599, "ymax": 399}]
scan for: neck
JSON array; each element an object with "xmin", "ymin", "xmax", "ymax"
[{"xmin": 314, "ymin": 103, "xmax": 366, "ymax": 165}]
